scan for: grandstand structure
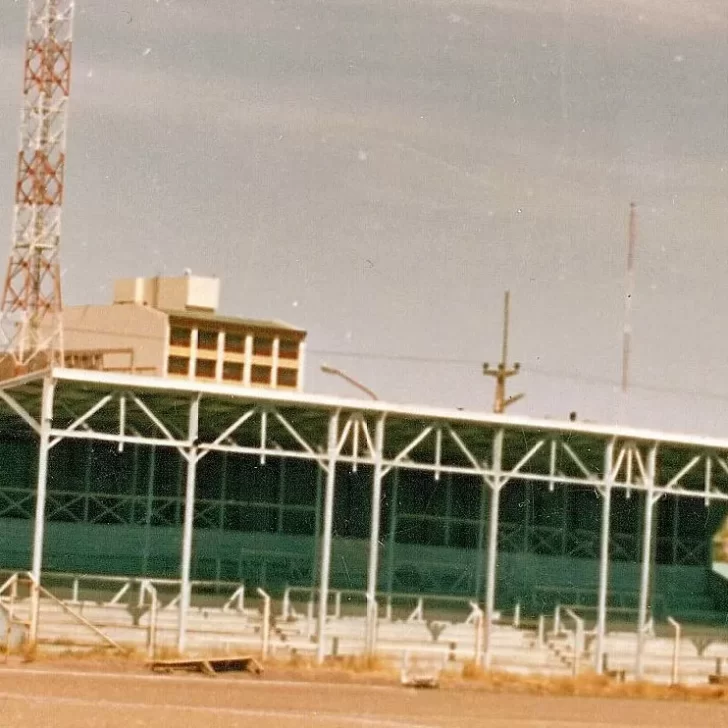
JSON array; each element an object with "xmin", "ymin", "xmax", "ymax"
[
  {"xmin": 1, "ymin": 366, "xmax": 728, "ymax": 678},
  {"xmin": 5, "ymin": 0, "xmax": 728, "ymax": 687}
]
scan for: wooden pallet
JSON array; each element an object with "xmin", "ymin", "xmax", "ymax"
[
  {"xmin": 401, "ymin": 674, "xmax": 440, "ymax": 689},
  {"xmin": 148, "ymin": 655, "xmax": 263, "ymax": 678}
]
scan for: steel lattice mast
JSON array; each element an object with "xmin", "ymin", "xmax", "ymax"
[{"xmin": 1, "ymin": 0, "xmax": 74, "ymax": 376}]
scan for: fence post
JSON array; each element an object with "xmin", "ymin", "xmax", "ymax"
[
  {"xmin": 143, "ymin": 580, "xmax": 159, "ymax": 660},
  {"xmin": 667, "ymin": 616, "xmax": 681, "ymax": 686},
  {"xmin": 470, "ymin": 602, "xmax": 484, "ymax": 665},
  {"xmin": 282, "ymin": 588, "xmax": 290, "ymax": 621},
  {"xmin": 553, "ymin": 604, "xmax": 561, "ymax": 635},
  {"xmin": 257, "ymin": 588, "xmax": 271, "ymax": 659},
  {"xmin": 365, "ymin": 594, "xmax": 378, "ymax": 657},
  {"xmin": 306, "ymin": 599, "xmax": 315, "ymax": 638},
  {"xmin": 565, "ymin": 609, "xmax": 584, "ymax": 678}
]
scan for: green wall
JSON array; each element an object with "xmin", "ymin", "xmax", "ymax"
[{"xmin": 0, "ymin": 437, "xmax": 723, "ymax": 620}]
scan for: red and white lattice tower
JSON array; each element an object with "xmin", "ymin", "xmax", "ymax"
[{"xmin": 0, "ymin": 0, "xmax": 74, "ymax": 377}]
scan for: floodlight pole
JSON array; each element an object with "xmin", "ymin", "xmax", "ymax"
[{"xmin": 316, "ymin": 410, "xmax": 340, "ymax": 664}]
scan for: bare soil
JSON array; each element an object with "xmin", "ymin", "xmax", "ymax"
[{"xmin": 1, "ymin": 655, "xmax": 728, "ymax": 727}]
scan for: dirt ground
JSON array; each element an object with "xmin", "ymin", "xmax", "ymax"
[{"xmin": 1, "ymin": 659, "xmax": 728, "ymax": 728}]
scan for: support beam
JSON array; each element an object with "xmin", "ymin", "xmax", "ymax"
[
  {"xmin": 474, "ymin": 476, "xmax": 488, "ymax": 599},
  {"xmin": 365, "ymin": 416, "xmax": 386, "ymax": 655},
  {"xmin": 385, "ymin": 468, "xmax": 399, "ymax": 599},
  {"xmin": 29, "ymin": 377, "xmax": 55, "ymax": 648},
  {"xmin": 177, "ymin": 395, "xmax": 200, "ymax": 654},
  {"xmin": 483, "ymin": 428, "xmax": 504, "ymax": 669},
  {"xmin": 142, "ymin": 445, "xmax": 156, "ymax": 575},
  {"xmin": 595, "ymin": 439, "xmax": 615, "ymax": 673},
  {"xmin": 311, "ymin": 465, "xmax": 323, "ymax": 583},
  {"xmin": 635, "ymin": 444, "xmax": 658, "ymax": 679},
  {"xmin": 316, "ymin": 410, "xmax": 340, "ymax": 664}
]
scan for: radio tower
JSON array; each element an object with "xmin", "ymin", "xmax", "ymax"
[{"xmin": 0, "ymin": 0, "xmax": 74, "ymax": 378}]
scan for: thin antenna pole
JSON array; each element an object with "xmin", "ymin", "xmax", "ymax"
[
  {"xmin": 621, "ymin": 203, "xmax": 637, "ymax": 394},
  {"xmin": 501, "ymin": 291, "xmax": 510, "ymax": 366},
  {"xmin": 483, "ymin": 290, "xmax": 523, "ymax": 414}
]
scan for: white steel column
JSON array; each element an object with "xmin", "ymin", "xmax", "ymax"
[
  {"xmin": 385, "ymin": 468, "xmax": 399, "ymax": 599},
  {"xmin": 316, "ymin": 410, "xmax": 339, "ymax": 664},
  {"xmin": 141, "ymin": 445, "xmax": 156, "ymax": 575},
  {"xmin": 483, "ymin": 428, "xmax": 504, "ymax": 669},
  {"xmin": 595, "ymin": 439, "xmax": 615, "ymax": 673},
  {"xmin": 365, "ymin": 415, "xmax": 386, "ymax": 655},
  {"xmin": 177, "ymin": 395, "xmax": 200, "ymax": 654},
  {"xmin": 635, "ymin": 444, "xmax": 658, "ymax": 679},
  {"xmin": 29, "ymin": 376, "xmax": 55, "ymax": 648},
  {"xmin": 474, "ymin": 477, "xmax": 488, "ymax": 600}
]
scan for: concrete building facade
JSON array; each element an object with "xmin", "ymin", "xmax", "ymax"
[{"xmin": 61, "ymin": 274, "xmax": 306, "ymax": 391}]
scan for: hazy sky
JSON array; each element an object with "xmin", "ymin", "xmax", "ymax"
[{"xmin": 1, "ymin": 0, "xmax": 727, "ymax": 434}]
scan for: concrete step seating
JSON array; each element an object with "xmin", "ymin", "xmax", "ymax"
[{"xmin": 10, "ymin": 576, "xmax": 727, "ymax": 684}]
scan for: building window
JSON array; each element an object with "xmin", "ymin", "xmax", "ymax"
[
  {"xmin": 170, "ymin": 327, "xmax": 191, "ymax": 347},
  {"xmin": 222, "ymin": 362, "xmax": 243, "ymax": 381},
  {"xmin": 198, "ymin": 330, "xmax": 218, "ymax": 351},
  {"xmin": 251, "ymin": 365, "xmax": 271, "ymax": 385},
  {"xmin": 195, "ymin": 359, "xmax": 216, "ymax": 379},
  {"xmin": 276, "ymin": 368, "xmax": 298, "ymax": 388},
  {"xmin": 225, "ymin": 333, "xmax": 245, "ymax": 353},
  {"xmin": 253, "ymin": 337, "xmax": 273, "ymax": 357},
  {"xmin": 168, "ymin": 356, "xmax": 189, "ymax": 375},
  {"xmin": 279, "ymin": 339, "xmax": 298, "ymax": 360}
]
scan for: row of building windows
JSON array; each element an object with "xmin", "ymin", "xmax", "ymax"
[
  {"xmin": 169, "ymin": 327, "xmax": 299, "ymax": 360},
  {"xmin": 167, "ymin": 356, "xmax": 298, "ymax": 387},
  {"xmin": 167, "ymin": 325, "xmax": 301, "ymax": 388}
]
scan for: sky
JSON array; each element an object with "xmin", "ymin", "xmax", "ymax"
[{"xmin": 0, "ymin": 0, "xmax": 727, "ymax": 435}]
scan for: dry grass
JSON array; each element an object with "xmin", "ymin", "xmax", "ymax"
[
  {"xmin": 334, "ymin": 654, "xmax": 395, "ymax": 674},
  {"xmin": 262, "ymin": 651, "xmax": 399, "ymax": 680},
  {"xmin": 16, "ymin": 646, "xmax": 728, "ymax": 704},
  {"xmin": 454, "ymin": 663, "xmax": 728, "ymax": 703}
]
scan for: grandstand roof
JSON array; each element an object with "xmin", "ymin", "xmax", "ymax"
[{"xmin": 1, "ymin": 367, "xmax": 728, "ymax": 499}]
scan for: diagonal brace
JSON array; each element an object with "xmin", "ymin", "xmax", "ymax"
[
  {"xmin": 0, "ymin": 389, "xmax": 40, "ymax": 434},
  {"xmin": 382, "ymin": 425, "xmax": 433, "ymax": 478},
  {"xmin": 49, "ymin": 394, "xmax": 113, "ymax": 449},
  {"xmin": 197, "ymin": 408, "xmax": 257, "ymax": 462}
]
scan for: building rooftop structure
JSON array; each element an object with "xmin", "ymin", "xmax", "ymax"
[{"xmin": 51, "ymin": 273, "xmax": 307, "ymax": 391}]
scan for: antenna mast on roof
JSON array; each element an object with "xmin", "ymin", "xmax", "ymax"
[
  {"xmin": 483, "ymin": 290, "xmax": 524, "ymax": 414},
  {"xmin": 0, "ymin": 0, "xmax": 74, "ymax": 377},
  {"xmin": 621, "ymin": 202, "xmax": 637, "ymax": 395}
]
